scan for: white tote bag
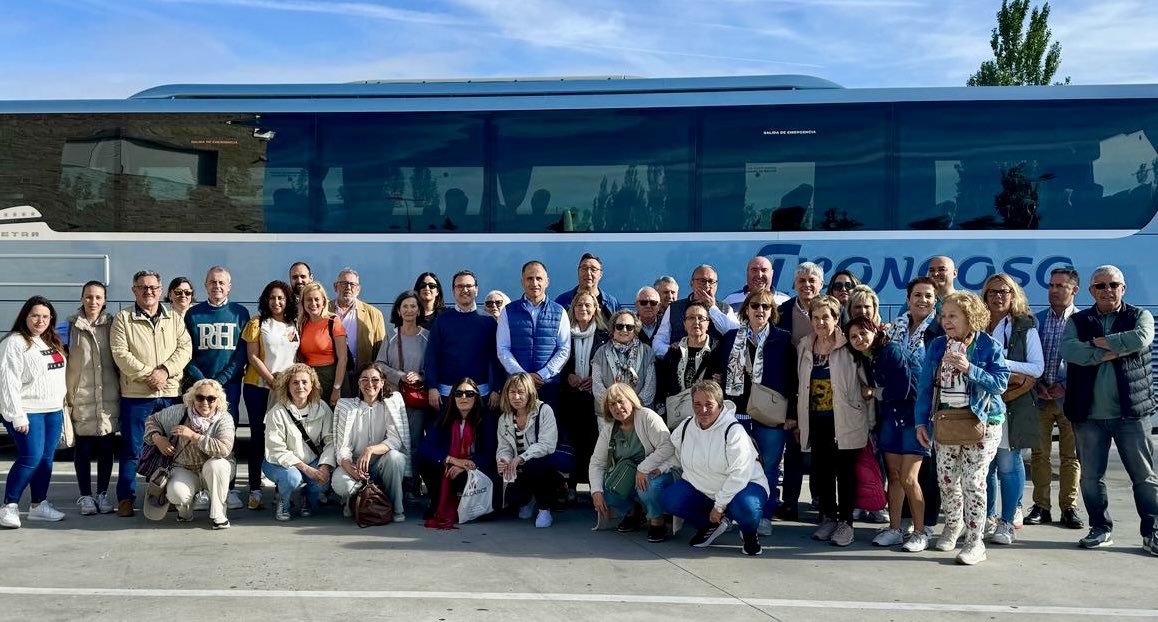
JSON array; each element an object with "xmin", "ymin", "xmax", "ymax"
[{"xmin": 457, "ymin": 469, "xmax": 494, "ymax": 524}]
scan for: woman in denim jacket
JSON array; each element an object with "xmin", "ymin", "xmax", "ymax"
[{"xmin": 915, "ymin": 291, "xmax": 1010, "ymax": 566}]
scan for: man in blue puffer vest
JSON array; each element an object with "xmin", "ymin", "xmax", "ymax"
[{"xmin": 497, "ymin": 261, "xmax": 571, "ymax": 408}]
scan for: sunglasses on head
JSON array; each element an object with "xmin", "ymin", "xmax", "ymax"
[
  {"xmin": 1093, "ymin": 282, "xmax": 1123, "ymax": 290},
  {"xmin": 636, "ymin": 300, "xmax": 659, "ymax": 307},
  {"xmin": 453, "ymin": 390, "xmax": 478, "ymax": 398},
  {"xmin": 614, "ymin": 323, "xmax": 635, "ymax": 332},
  {"xmin": 194, "ymin": 394, "xmax": 218, "ymax": 404}
]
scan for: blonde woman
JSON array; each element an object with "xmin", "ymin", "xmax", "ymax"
[
  {"xmin": 496, "ymin": 372, "xmax": 561, "ymax": 528},
  {"xmin": 981, "ymin": 273, "xmax": 1044, "ymax": 545},
  {"xmin": 142, "ymin": 379, "xmax": 235, "ymax": 528},
  {"xmin": 848, "ymin": 284, "xmax": 884, "ymax": 327},
  {"xmin": 263, "ymin": 363, "xmax": 336, "ymax": 521},
  {"xmin": 297, "ymin": 282, "xmax": 348, "ymax": 407},
  {"xmin": 915, "ymin": 292, "xmax": 1010, "ymax": 565}
]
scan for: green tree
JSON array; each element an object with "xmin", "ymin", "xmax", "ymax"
[{"xmin": 968, "ymin": 0, "xmax": 1069, "ymax": 86}]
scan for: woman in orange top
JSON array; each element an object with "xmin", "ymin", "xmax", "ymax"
[{"xmin": 297, "ymin": 282, "xmax": 348, "ymax": 407}]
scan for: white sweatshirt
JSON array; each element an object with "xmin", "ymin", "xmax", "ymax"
[
  {"xmin": 671, "ymin": 401, "xmax": 769, "ymax": 510},
  {"xmin": 0, "ymin": 334, "xmax": 67, "ymax": 428}
]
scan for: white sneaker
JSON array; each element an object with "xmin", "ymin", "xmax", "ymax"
[
  {"xmin": 274, "ymin": 505, "xmax": 292, "ymax": 522},
  {"xmin": 96, "ymin": 493, "xmax": 115, "ymax": 514},
  {"xmin": 192, "ymin": 490, "xmax": 210, "ymax": 511},
  {"xmin": 226, "ymin": 490, "xmax": 243, "ymax": 510},
  {"xmin": 956, "ymin": 542, "xmax": 987, "ymax": 565},
  {"xmin": 28, "ymin": 501, "xmax": 65, "ymax": 522},
  {"xmin": 0, "ymin": 503, "xmax": 20, "ymax": 528},
  {"xmin": 534, "ymin": 509, "xmax": 553, "ymax": 528},
  {"xmin": 903, "ymin": 531, "xmax": 929, "ymax": 552},
  {"xmin": 78, "ymin": 495, "xmax": 97, "ymax": 516},
  {"xmin": 991, "ymin": 520, "xmax": 1016, "ymax": 545},
  {"xmin": 758, "ymin": 518, "xmax": 773, "ymax": 536},
  {"xmin": 393, "ymin": 513, "xmax": 406, "ymax": 523},
  {"xmin": 934, "ymin": 524, "xmax": 964, "ymax": 552},
  {"xmin": 518, "ymin": 502, "xmax": 535, "ymax": 520},
  {"xmin": 1012, "ymin": 506, "xmax": 1024, "ymax": 530},
  {"xmin": 872, "ymin": 527, "xmax": 904, "ymax": 547}
]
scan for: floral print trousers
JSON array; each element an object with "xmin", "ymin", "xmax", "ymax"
[{"xmin": 935, "ymin": 423, "xmax": 1001, "ymax": 547}]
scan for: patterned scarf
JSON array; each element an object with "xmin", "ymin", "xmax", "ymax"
[
  {"xmin": 675, "ymin": 337, "xmax": 712, "ymax": 391},
  {"xmin": 187, "ymin": 407, "xmax": 223, "ymax": 434},
  {"xmin": 605, "ymin": 339, "xmax": 642, "ymax": 386},
  {"xmin": 725, "ymin": 326, "xmax": 766, "ymax": 397},
  {"xmin": 570, "ymin": 322, "xmax": 598, "ymax": 380},
  {"xmin": 887, "ymin": 311, "xmax": 934, "ymax": 367}
]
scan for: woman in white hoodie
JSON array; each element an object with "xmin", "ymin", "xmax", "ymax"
[
  {"xmin": 0, "ymin": 296, "xmax": 69, "ymax": 529},
  {"xmin": 660, "ymin": 379, "xmax": 769, "ymax": 556},
  {"xmin": 332, "ymin": 363, "xmax": 408, "ymax": 522},
  {"xmin": 263, "ymin": 363, "xmax": 336, "ymax": 521}
]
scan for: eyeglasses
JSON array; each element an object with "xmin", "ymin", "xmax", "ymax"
[
  {"xmin": 692, "ymin": 278, "xmax": 718, "ymax": 286},
  {"xmin": 359, "ymin": 377, "xmax": 382, "ymax": 384},
  {"xmin": 614, "ymin": 323, "xmax": 636, "ymax": 332},
  {"xmin": 453, "ymin": 390, "xmax": 478, "ymax": 398},
  {"xmin": 579, "ymin": 266, "xmax": 602, "ymax": 273},
  {"xmin": 636, "ymin": 300, "xmax": 659, "ymax": 307},
  {"xmin": 418, "ymin": 283, "xmax": 439, "ymax": 290},
  {"xmin": 986, "ymin": 289, "xmax": 1013, "ymax": 297},
  {"xmin": 1093, "ymin": 282, "xmax": 1124, "ymax": 290},
  {"xmin": 135, "ymin": 286, "xmax": 162, "ymax": 293},
  {"xmin": 336, "ymin": 281, "xmax": 359, "ymax": 288},
  {"xmin": 685, "ymin": 315, "xmax": 709, "ymax": 323},
  {"xmin": 454, "ymin": 284, "xmax": 477, "ymax": 290},
  {"xmin": 171, "ymin": 289, "xmax": 193, "ymax": 297},
  {"xmin": 484, "ymin": 300, "xmax": 503, "ymax": 308},
  {"xmin": 194, "ymin": 394, "xmax": 218, "ymax": 404},
  {"xmin": 830, "ymin": 282, "xmax": 855, "ymax": 291},
  {"xmin": 749, "ymin": 303, "xmax": 774, "ymax": 311}
]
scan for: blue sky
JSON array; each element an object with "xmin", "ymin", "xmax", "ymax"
[{"xmin": 4, "ymin": 0, "xmax": 1157, "ymax": 99}]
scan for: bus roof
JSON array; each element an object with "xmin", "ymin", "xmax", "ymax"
[{"xmin": 127, "ymin": 74, "xmax": 845, "ymax": 100}]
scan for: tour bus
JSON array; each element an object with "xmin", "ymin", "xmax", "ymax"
[{"xmin": 0, "ymin": 74, "xmax": 1155, "ymax": 329}]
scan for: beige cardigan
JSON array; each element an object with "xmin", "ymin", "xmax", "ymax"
[
  {"xmin": 588, "ymin": 407, "xmax": 678, "ymax": 494},
  {"xmin": 796, "ymin": 332, "xmax": 873, "ymax": 451}
]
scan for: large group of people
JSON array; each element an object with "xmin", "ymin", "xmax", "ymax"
[{"xmin": 1, "ymin": 255, "xmax": 1156, "ymax": 567}]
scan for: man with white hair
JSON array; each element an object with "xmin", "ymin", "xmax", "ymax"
[
  {"xmin": 1061, "ymin": 264, "xmax": 1158, "ymax": 554},
  {"xmin": 724, "ymin": 256, "xmax": 789, "ymax": 312},
  {"xmin": 775, "ymin": 261, "xmax": 824, "ymax": 346},
  {"xmin": 634, "ymin": 286, "xmax": 662, "ymax": 346},
  {"xmin": 329, "ymin": 267, "xmax": 387, "ymax": 396},
  {"xmin": 654, "ymin": 275, "xmax": 679, "ymax": 319}
]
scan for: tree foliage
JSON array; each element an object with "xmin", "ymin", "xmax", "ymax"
[{"xmin": 968, "ymin": 0, "xmax": 1069, "ymax": 86}]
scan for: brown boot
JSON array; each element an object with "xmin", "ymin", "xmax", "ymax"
[{"xmin": 117, "ymin": 499, "xmax": 135, "ymax": 517}]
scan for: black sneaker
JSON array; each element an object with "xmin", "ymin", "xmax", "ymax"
[
  {"xmin": 617, "ymin": 512, "xmax": 645, "ymax": 533},
  {"xmin": 1078, "ymin": 526, "xmax": 1112, "ymax": 548},
  {"xmin": 772, "ymin": 504, "xmax": 798, "ymax": 522},
  {"xmin": 1024, "ymin": 505, "xmax": 1052, "ymax": 525},
  {"xmin": 1144, "ymin": 531, "xmax": 1158, "ymax": 556},
  {"xmin": 742, "ymin": 532, "xmax": 763, "ymax": 556},
  {"xmin": 647, "ymin": 524, "xmax": 667, "ymax": 543},
  {"xmin": 689, "ymin": 518, "xmax": 731, "ymax": 548},
  {"xmin": 1060, "ymin": 508, "xmax": 1085, "ymax": 530}
]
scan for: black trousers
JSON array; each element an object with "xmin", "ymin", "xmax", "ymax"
[
  {"xmin": 74, "ymin": 433, "xmax": 118, "ymax": 497},
  {"xmin": 502, "ymin": 457, "xmax": 560, "ymax": 512},
  {"xmin": 809, "ymin": 416, "xmax": 860, "ymax": 524}
]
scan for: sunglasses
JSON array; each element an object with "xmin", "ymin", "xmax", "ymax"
[
  {"xmin": 418, "ymin": 283, "xmax": 439, "ymax": 290},
  {"xmin": 194, "ymin": 394, "xmax": 218, "ymax": 404},
  {"xmin": 171, "ymin": 289, "xmax": 193, "ymax": 297},
  {"xmin": 830, "ymin": 282, "xmax": 855, "ymax": 291},
  {"xmin": 453, "ymin": 390, "xmax": 478, "ymax": 398},
  {"xmin": 636, "ymin": 300, "xmax": 659, "ymax": 307},
  {"xmin": 1093, "ymin": 282, "xmax": 1123, "ymax": 290},
  {"xmin": 749, "ymin": 303, "xmax": 774, "ymax": 311},
  {"xmin": 614, "ymin": 323, "xmax": 636, "ymax": 332},
  {"xmin": 484, "ymin": 300, "xmax": 504, "ymax": 308}
]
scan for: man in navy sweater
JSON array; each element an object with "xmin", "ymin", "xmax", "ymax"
[
  {"xmin": 184, "ymin": 266, "xmax": 250, "ymax": 509},
  {"xmin": 425, "ymin": 270, "xmax": 500, "ymax": 411}
]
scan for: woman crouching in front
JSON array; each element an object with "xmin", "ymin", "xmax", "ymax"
[
  {"xmin": 142, "ymin": 379, "xmax": 235, "ymax": 529},
  {"xmin": 332, "ymin": 363, "xmax": 408, "ymax": 522},
  {"xmin": 590, "ymin": 383, "xmax": 677, "ymax": 543},
  {"xmin": 496, "ymin": 372, "xmax": 562, "ymax": 528},
  {"xmin": 661, "ymin": 379, "xmax": 769, "ymax": 556}
]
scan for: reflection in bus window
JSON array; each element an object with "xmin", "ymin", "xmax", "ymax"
[
  {"xmin": 701, "ymin": 105, "xmax": 890, "ymax": 232},
  {"xmin": 898, "ymin": 100, "xmax": 1158, "ymax": 230},
  {"xmin": 494, "ymin": 110, "xmax": 692, "ymax": 233}
]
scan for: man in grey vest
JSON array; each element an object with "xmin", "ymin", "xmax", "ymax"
[{"xmin": 1061, "ymin": 264, "xmax": 1158, "ymax": 553}]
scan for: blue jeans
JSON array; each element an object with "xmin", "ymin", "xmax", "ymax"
[
  {"xmin": 262, "ymin": 459, "xmax": 323, "ymax": 512},
  {"xmin": 741, "ymin": 419, "xmax": 786, "ymax": 518},
  {"xmin": 117, "ymin": 397, "xmax": 176, "ymax": 501},
  {"xmin": 661, "ymin": 478, "xmax": 768, "ymax": 536},
  {"xmin": 1074, "ymin": 417, "xmax": 1158, "ymax": 537},
  {"xmin": 242, "ymin": 384, "xmax": 270, "ymax": 491},
  {"xmin": 602, "ymin": 472, "xmax": 673, "ymax": 520},
  {"xmin": 986, "ymin": 446, "xmax": 1026, "ymax": 522},
  {"xmin": 2, "ymin": 411, "xmax": 63, "ymax": 504}
]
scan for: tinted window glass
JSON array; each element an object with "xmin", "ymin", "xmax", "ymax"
[
  {"xmin": 316, "ymin": 113, "xmax": 486, "ymax": 232},
  {"xmin": 701, "ymin": 105, "xmax": 890, "ymax": 231},
  {"xmin": 493, "ymin": 110, "xmax": 692, "ymax": 233},
  {"xmin": 898, "ymin": 100, "xmax": 1158, "ymax": 230},
  {"xmin": 0, "ymin": 113, "xmax": 313, "ymax": 233}
]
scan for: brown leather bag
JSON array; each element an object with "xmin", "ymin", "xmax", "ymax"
[
  {"xmin": 1002, "ymin": 372, "xmax": 1034, "ymax": 403},
  {"xmin": 349, "ymin": 479, "xmax": 394, "ymax": 527},
  {"xmin": 931, "ymin": 386, "xmax": 985, "ymax": 446}
]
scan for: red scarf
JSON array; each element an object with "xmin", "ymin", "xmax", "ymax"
[{"xmin": 424, "ymin": 419, "xmax": 475, "ymax": 530}]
